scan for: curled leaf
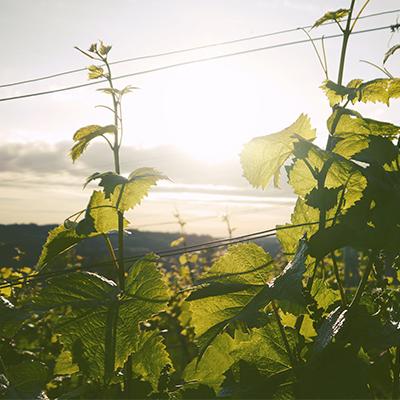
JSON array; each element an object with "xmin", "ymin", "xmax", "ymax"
[
  {"xmin": 383, "ymin": 43, "xmax": 400, "ymax": 64},
  {"xmin": 312, "ymin": 9, "xmax": 349, "ymax": 28},
  {"xmin": 70, "ymin": 125, "xmax": 116, "ymax": 162}
]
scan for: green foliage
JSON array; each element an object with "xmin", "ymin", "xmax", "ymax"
[
  {"xmin": 240, "ymin": 114, "xmax": 315, "ymax": 189},
  {"xmin": 6, "ymin": 6, "xmax": 400, "ymax": 398},
  {"xmin": 187, "ymin": 239, "xmax": 307, "ymax": 358},
  {"xmin": 88, "ymin": 64, "xmax": 105, "ymax": 79},
  {"xmin": 86, "ymin": 167, "xmax": 168, "ymax": 212},
  {"xmin": 70, "ymin": 124, "xmax": 116, "ymax": 161},
  {"xmin": 321, "ymin": 78, "xmax": 400, "ymax": 106},
  {"xmin": 183, "ymin": 333, "xmax": 235, "ymax": 392},
  {"xmin": 37, "ymin": 223, "xmax": 87, "ymax": 269},
  {"xmin": 37, "ymin": 190, "xmax": 127, "ymax": 268},
  {"xmin": 33, "ymin": 256, "xmax": 169, "ymax": 383},
  {"xmin": 6, "ymin": 360, "xmax": 49, "ymax": 398},
  {"xmin": 288, "ymin": 139, "xmax": 367, "ymax": 211},
  {"xmin": 312, "ymin": 8, "xmax": 349, "ymax": 28},
  {"xmin": 130, "ymin": 330, "xmax": 173, "ymax": 390},
  {"xmin": 232, "ymin": 321, "xmax": 296, "ymax": 378}
]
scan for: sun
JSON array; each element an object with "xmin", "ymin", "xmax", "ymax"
[{"xmin": 157, "ymin": 60, "xmax": 261, "ymax": 163}]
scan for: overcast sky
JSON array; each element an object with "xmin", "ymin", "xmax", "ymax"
[{"xmin": 1, "ymin": 0, "xmax": 399, "ymax": 236}]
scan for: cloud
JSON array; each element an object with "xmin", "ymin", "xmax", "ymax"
[
  {"xmin": 0, "ymin": 140, "xmax": 296, "ymax": 199},
  {"xmin": 0, "ymin": 141, "xmax": 296, "ymax": 233},
  {"xmin": 0, "ymin": 141, "xmax": 246, "ymax": 186}
]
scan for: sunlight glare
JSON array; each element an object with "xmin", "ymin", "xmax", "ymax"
[{"xmin": 160, "ymin": 61, "xmax": 260, "ymax": 163}]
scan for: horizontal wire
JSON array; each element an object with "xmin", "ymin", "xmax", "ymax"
[
  {"xmin": 1, "ymin": 8, "xmax": 398, "ymax": 89},
  {"xmin": 0, "ymin": 231, "xmax": 277, "ymax": 289},
  {"xmin": 0, "ymin": 25, "xmax": 393, "ymax": 103},
  {"xmin": 0, "ymin": 218, "xmax": 323, "ymax": 290}
]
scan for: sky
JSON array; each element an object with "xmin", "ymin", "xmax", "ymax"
[{"xmin": 1, "ymin": 0, "xmax": 400, "ymax": 237}]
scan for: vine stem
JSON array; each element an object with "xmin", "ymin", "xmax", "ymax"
[
  {"xmin": 102, "ymin": 52, "xmax": 132, "ymax": 394},
  {"xmin": 337, "ymin": 0, "xmax": 356, "ymax": 86},
  {"xmin": 102, "ymin": 234, "xmax": 120, "ymax": 276},
  {"xmin": 393, "ymin": 347, "xmax": 400, "ymax": 399},
  {"xmin": 0, "ymin": 355, "xmax": 7, "ymax": 374},
  {"xmin": 330, "ymin": 251, "xmax": 347, "ymax": 306},
  {"xmin": 350, "ymin": 252, "xmax": 375, "ymax": 308},
  {"xmin": 271, "ymin": 300, "xmax": 296, "ymax": 368}
]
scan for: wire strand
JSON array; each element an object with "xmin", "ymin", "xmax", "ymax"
[
  {"xmin": 0, "ymin": 9, "xmax": 398, "ymax": 89},
  {"xmin": 0, "ymin": 25, "xmax": 393, "ymax": 103},
  {"xmin": 0, "ymin": 231, "xmax": 277, "ymax": 289},
  {"xmin": 0, "ymin": 218, "xmax": 325, "ymax": 290}
]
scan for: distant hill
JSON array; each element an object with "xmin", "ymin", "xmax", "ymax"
[{"xmin": 0, "ymin": 224, "xmax": 280, "ymax": 269}]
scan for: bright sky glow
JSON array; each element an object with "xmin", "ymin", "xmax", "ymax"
[{"xmin": 1, "ymin": 0, "xmax": 400, "ymax": 235}]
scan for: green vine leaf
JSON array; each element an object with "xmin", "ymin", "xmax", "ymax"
[
  {"xmin": 187, "ymin": 239, "xmax": 307, "ymax": 359},
  {"xmin": 33, "ymin": 255, "xmax": 169, "ymax": 382},
  {"xmin": 70, "ymin": 124, "xmax": 116, "ymax": 162},
  {"xmin": 311, "ymin": 278, "xmax": 341, "ymax": 312},
  {"xmin": 131, "ymin": 330, "xmax": 173, "ymax": 390},
  {"xmin": 313, "ymin": 307, "xmax": 348, "ymax": 353},
  {"xmin": 323, "ymin": 79, "xmax": 400, "ymax": 106},
  {"xmin": 37, "ymin": 224, "xmax": 86, "ymax": 269},
  {"xmin": 232, "ymin": 321, "xmax": 296, "ymax": 378},
  {"xmin": 86, "ymin": 168, "xmax": 167, "ymax": 212},
  {"xmin": 54, "ymin": 351, "xmax": 79, "ymax": 376},
  {"xmin": 312, "ymin": 9, "xmax": 349, "ymax": 28},
  {"xmin": 277, "ymin": 198, "xmax": 320, "ymax": 255},
  {"xmin": 88, "ymin": 65, "xmax": 105, "ymax": 79},
  {"xmin": 288, "ymin": 140, "xmax": 367, "ymax": 211},
  {"xmin": 37, "ymin": 190, "xmax": 127, "ymax": 269},
  {"xmin": 0, "ymin": 296, "xmax": 28, "ymax": 338},
  {"xmin": 305, "ymin": 187, "xmax": 341, "ymax": 212},
  {"xmin": 328, "ymin": 108, "xmax": 400, "ymax": 137},
  {"xmin": 321, "ymin": 80, "xmax": 353, "ymax": 107},
  {"xmin": 335, "ymin": 135, "xmax": 398, "ymax": 166},
  {"xmin": 6, "ymin": 360, "xmax": 49, "ymax": 398},
  {"xmin": 110, "ymin": 168, "xmax": 168, "ymax": 212},
  {"xmin": 76, "ymin": 190, "xmax": 127, "ymax": 235},
  {"xmin": 183, "ymin": 333, "xmax": 236, "ymax": 392},
  {"xmin": 241, "ymin": 114, "xmax": 316, "ymax": 189}
]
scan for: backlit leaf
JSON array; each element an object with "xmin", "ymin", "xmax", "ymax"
[
  {"xmin": 328, "ymin": 108, "xmax": 400, "ymax": 137},
  {"xmin": 319, "ymin": 79, "xmax": 400, "ymax": 106},
  {"xmin": 241, "ymin": 114, "xmax": 315, "ymax": 189},
  {"xmin": 86, "ymin": 168, "xmax": 167, "ymax": 212},
  {"xmin": 321, "ymin": 80, "xmax": 352, "ymax": 107},
  {"xmin": 183, "ymin": 333, "xmax": 235, "ymax": 392},
  {"xmin": 70, "ymin": 124, "xmax": 116, "ymax": 162},
  {"xmin": 277, "ymin": 198, "xmax": 320, "ymax": 255},
  {"xmin": 38, "ymin": 190, "xmax": 126, "ymax": 269},
  {"xmin": 312, "ymin": 9, "xmax": 349, "ymax": 28},
  {"xmin": 187, "ymin": 240, "xmax": 307, "ymax": 358},
  {"xmin": 131, "ymin": 330, "xmax": 173, "ymax": 390},
  {"xmin": 311, "ymin": 278, "xmax": 341, "ymax": 312},
  {"xmin": 335, "ymin": 135, "xmax": 398, "ymax": 166},
  {"xmin": 288, "ymin": 140, "xmax": 367, "ymax": 211},
  {"xmin": 88, "ymin": 65, "xmax": 104, "ymax": 79},
  {"xmin": 33, "ymin": 255, "xmax": 169, "ymax": 382},
  {"xmin": 232, "ymin": 321, "xmax": 296, "ymax": 377},
  {"xmin": 111, "ymin": 168, "xmax": 168, "ymax": 212},
  {"xmin": 37, "ymin": 224, "xmax": 85, "ymax": 269}
]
